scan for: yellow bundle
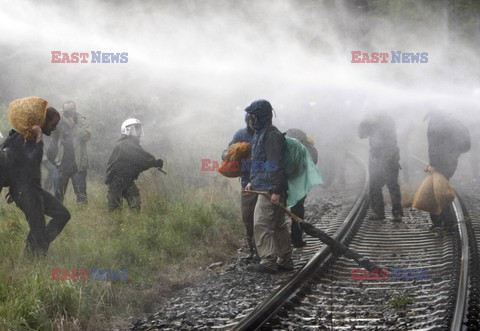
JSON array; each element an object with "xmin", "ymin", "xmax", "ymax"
[
  {"xmin": 412, "ymin": 172, "xmax": 456, "ymax": 215},
  {"xmin": 8, "ymin": 97, "xmax": 48, "ymax": 140},
  {"xmin": 218, "ymin": 142, "xmax": 251, "ymax": 178}
]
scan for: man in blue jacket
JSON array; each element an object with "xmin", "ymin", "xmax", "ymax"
[
  {"xmin": 223, "ymin": 114, "xmax": 258, "ymax": 259},
  {"xmin": 244, "ymin": 99, "xmax": 293, "ymax": 274}
]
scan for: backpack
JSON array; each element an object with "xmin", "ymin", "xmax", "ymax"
[{"xmin": 284, "ymin": 136, "xmax": 324, "ymax": 207}]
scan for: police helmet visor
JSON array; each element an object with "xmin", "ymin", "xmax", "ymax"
[{"xmin": 128, "ymin": 124, "xmax": 144, "ymax": 137}]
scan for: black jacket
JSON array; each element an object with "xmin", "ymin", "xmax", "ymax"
[
  {"xmin": 264, "ymin": 126, "xmax": 287, "ymax": 195},
  {"xmin": 105, "ymin": 136, "xmax": 160, "ymax": 184},
  {"xmin": 4, "ymin": 130, "xmax": 43, "ymax": 190},
  {"xmin": 359, "ymin": 114, "xmax": 399, "ymax": 160},
  {"xmin": 427, "ymin": 114, "xmax": 471, "ymax": 179}
]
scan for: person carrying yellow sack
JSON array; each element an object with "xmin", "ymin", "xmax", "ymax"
[{"xmin": 422, "ymin": 111, "xmax": 471, "ymax": 231}]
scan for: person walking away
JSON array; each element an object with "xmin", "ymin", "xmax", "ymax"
[
  {"xmin": 359, "ymin": 112, "xmax": 403, "ymax": 222},
  {"xmin": 425, "ymin": 111, "xmax": 470, "ymax": 230}
]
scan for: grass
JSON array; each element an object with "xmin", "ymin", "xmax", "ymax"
[
  {"xmin": 0, "ymin": 170, "xmax": 243, "ymax": 330},
  {"xmin": 388, "ymin": 293, "xmax": 413, "ymax": 309}
]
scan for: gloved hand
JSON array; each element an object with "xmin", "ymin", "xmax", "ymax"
[{"xmin": 156, "ymin": 159, "xmax": 164, "ymax": 169}]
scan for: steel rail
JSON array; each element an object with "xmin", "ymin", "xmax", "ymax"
[
  {"xmin": 451, "ymin": 195, "xmax": 469, "ymax": 331},
  {"xmin": 232, "ymin": 153, "xmax": 369, "ymax": 330}
]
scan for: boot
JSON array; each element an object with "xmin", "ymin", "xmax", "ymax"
[{"xmin": 242, "ymin": 236, "xmax": 259, "ymax": 260}]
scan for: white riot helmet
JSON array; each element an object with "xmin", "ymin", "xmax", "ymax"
[{"xmin": 121, "ymin": 118, "xmax": 144, "ymax": 137}]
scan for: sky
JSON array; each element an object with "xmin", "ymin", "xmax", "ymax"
[{"xmin": 1, "ymin": 0, "xmax": 479, "ymax": 178}]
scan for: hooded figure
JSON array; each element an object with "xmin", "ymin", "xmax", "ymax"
[
  {"xmin": 285, "ymin": 128, "xmax": 318, "ymax": 248},
  {"xmin": 244, "ymin": 99, "xmax": 293, "ymax": 274}
]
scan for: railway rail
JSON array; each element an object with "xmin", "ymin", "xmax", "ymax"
[
  {"xmin": 132, "ymin": 156, "xmax": 479, "ymax": 330},
  {"xmin": 231, "ymin": 158, "xmax": 479, "ymax": 330}
]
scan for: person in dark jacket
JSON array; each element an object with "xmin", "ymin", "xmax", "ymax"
[
  {"xmin": 47, "ymin": 101, "xmax": 91, "ymax": 204},
  {"xmin": 223, "ymin": 114, "xmax": 258, "ymax": 259},
  {"xmin": 5, "ymin": 107, "xmax": 71, "ymax": 256},
  {"xmin": 359, "ymin": 113, "xmax": 403, "ymax": 222},
  {"xmin": 286, "ymin": 128, "xmax": 318, "ymax": 248},
  {"xmin": 105, "ymin": 118, "xmax": 163, "ymax": 212},
  {"xmin": 425, "ymin": 111, "xmax": 471, "ymax": 229},
  {"xmin": 244, "ymin": 99, "xmax": 293, "ymax": 274}
]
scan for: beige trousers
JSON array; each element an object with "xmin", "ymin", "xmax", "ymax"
[{"xmin": 253, "ymin": 194, "xmax": 292, "ymax": 267}]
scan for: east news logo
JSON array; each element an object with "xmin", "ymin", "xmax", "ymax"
[
  {"xmin": 51, "ymin": 268, "xmax": 128, "ymax": 280},
  {"xmin": 351, "ymin": 51, "xmax": 428, "ymax": 63},
  {"xmin": 351, "ymin": 268, "xmax": 429, "ymax": 281}
]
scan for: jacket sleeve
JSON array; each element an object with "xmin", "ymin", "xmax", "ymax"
[
  {"xmin": 265, "ymin": 129, "xmax": 286, "ymax": 195},
  {"xmin": 76, "ymin": 116, "xmax": 91, "ymax": 142},
  {"xmin": 124, "ymin": 143, "xmax": 158, "ymax": 172},
  {"xmin": 47, "ymin": 129, "xmax": 60, "ymax": 166},
  {"xmin": 24, "ymin": 139, "xmax": 44, "ymax": 165}
]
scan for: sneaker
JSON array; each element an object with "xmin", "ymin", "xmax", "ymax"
[
  {"xmin": 277, "ymin": 260, "xmax": 294, "ymax": 272},
  {"xmin": 246, "ymin": 263, "xmax": 278, "ymax": 274},
  {"xmin": 368, "ymin": 213, "xmax": 385, "ymax": 221}
]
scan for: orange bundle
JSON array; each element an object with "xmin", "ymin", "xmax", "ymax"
[
  {"xmin": 8, "ymin": 97, "xmax": 48, "ymax": 140},
  {"xmin": 218, "ymin": 142, "xmax": 251, "ymax": 178},
  {"xmin": 412, "ymin": 172, "xmax": 456, "ymax": 215}
]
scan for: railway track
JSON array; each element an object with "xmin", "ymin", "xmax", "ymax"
[
  {"xmin": 231, "ymin": 158, "xmax": 479, "ymax": 330},
  {"xmin": 132, "ymin": 154, "xmax": 367, "ymax": 330}
]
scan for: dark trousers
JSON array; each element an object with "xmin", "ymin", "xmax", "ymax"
[
  {"xmin": 107, "ymin": 177, "xmax": 141, "ymax": 212},
  {"xmin": 55, "ymin": 169, "xmax": 88, "ymax": 204},
  {"xmin": 241, "ymin": 191, "xmax": 258, "ymax": 239},
  {"xmin": 429, "ymin": 171, "xmax": 454, "ymax": 228},
  {"xmin": 12, "ymin": 186, "xmax": 71, "ymax": 256},
  {"xmin": 290, "ymin": 197, "xmax": 306, "ymax": 246},
  {"xmin": 430, "ymin": 205, "xmax": 455, "ymax": 228},
  {"xmin": 42, "ymin": 160, "xmax": 56, "ymax": 192},
  {"xmin": 369, "ymin": 155, "xmax": 402, "ymax": 218}
]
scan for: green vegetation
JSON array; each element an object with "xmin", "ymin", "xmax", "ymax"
[
  {"xmin": 388, "ymin": 293, "xmax": 413, "ymax": 309},
  {"xmin": 0, "ymin": 174, "xmax": 243, "ymax": 330}
]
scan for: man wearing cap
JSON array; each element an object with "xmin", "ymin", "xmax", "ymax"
[
  {"xmin": 47, "ymin": 101, "xmax": 91, "ymax": 204},
  {"xmin": 244, "ymin": 99, "xmax": 293, "ymax": 274}
]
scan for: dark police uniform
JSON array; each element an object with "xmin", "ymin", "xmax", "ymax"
[{"xmin": 105, "ymin": 135, "xmax": 163, "ymax": 212}]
